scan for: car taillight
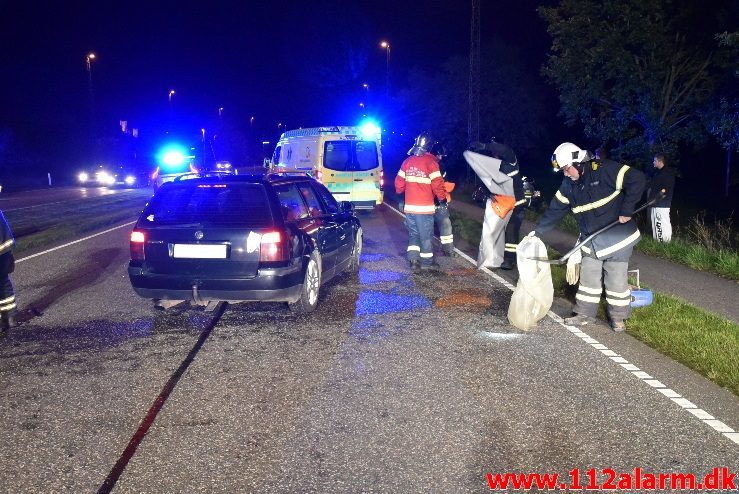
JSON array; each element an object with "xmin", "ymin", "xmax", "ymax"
[
  {"xmin": 314, "ymin": 168, "xmax": 323, "ymax": 183},
  {"xmin": 380, "ymin": 169, "xmax": 384, "ymax": 189},
  {"xmin": 151, "ymin": 167, "xmax": 159, "ymax": 180},
  {"xmin": 130, "ymin": 230, "xmax": 145, "ymax": 261},
  {"xmin": 259, "ymin": 230, "xmax": 288, "ymax": 262}
]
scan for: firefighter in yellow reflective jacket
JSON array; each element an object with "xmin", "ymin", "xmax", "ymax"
[
  {"xmin": 532, "ymin": 143, "xmax": 645, "ymax": 332},
  {"xmin": 0, "ymin": 210, "xmax": 17, "ymax": 332}
]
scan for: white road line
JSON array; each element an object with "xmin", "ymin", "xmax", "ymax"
[
  {"xmin": 16, "ymin": 221, "xmax": 136, "ymax": 263},
  {"xmin": 5, "ymin": 199, "xmax": 72, "ymax": 212},
  {"xmin": 381, "ymin": 202, "xmax": 739, "ymax": 448},
  {"xmin": 4, "ymin": 189, "xmax": 134, "ymax": 212}
]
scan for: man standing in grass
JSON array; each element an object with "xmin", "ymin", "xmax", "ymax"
[{"xmin": 647, "ymin": 154, "xmax": 676, "ymax": 243}]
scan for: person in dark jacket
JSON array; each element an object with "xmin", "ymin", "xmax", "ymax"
[
  {"xmin": 646, "ymin": 154, "xmax": 676, "ymax": 242},
  {"xmin": 430, "ymin": 143, "xmax": 456, "ymax": 256},
  {"xmin": 0, "ymin": 210, "xmax": 17, "ymax": 331},
  {"xmin": 485, "ymin": 138, "xmax": 526, "ymax": 271},
  {"xmin": 531, "ymin": 142, "xmax": 646, "ymax": 332}
]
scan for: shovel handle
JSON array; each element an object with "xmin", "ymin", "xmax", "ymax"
[{"xmin": 530, "ymin": 189, "xmax": 666, "ymax": 265}]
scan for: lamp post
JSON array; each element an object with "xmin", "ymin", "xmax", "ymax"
[
  {"xmin": 218, "ymin": 107, "xmax": 224, "ymax": 118},
  {"xmin": 379, "ymin": 41, "xmax": 390, "ymax": 101},
  {"xmin": 85, "ymin": 52, "xmax": 96, "ymax": 162},
  {"xmin": 201, "ymin": 128, "xmax": 207, "ymax": 168}
]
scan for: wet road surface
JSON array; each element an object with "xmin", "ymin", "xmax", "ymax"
[{"xmin": 0, "ymin": 205, "xmax": 737, "ymax": 492}]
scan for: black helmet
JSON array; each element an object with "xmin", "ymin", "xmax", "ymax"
[
  {"xmin": 430, "ymin": 142, "xmax": 447, "ymax": 159},
  {"xmin": 408, "ymin": 132, "xmax": 436, "ymax": 156}
]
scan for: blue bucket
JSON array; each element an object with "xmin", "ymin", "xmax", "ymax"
[{"xmin": 631, "ymin": 289, "xmax": 653, "ymax": 307}]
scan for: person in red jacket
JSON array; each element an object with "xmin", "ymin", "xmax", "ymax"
[{"xmin": 395, "ymin": 133, "xmax": 447, "ymax": 271}]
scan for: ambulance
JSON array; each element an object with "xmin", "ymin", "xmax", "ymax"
[{"xmin": 271, "ymin": 122, "xmax": 384, "ymax": 210}]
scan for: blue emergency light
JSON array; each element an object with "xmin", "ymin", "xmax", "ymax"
[
  {"xmin": 156, "ymin": 144, "xmax": 190, "ymax": 172},
  {"xmin": 359, "ymin": 120, "xmax": 381, "ymax": 139}
]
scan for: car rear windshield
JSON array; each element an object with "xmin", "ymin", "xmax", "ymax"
[
  {"xmin": 142, "ymin": 182, "xmax": 273, "ymax": 227},
  {"xmin": 323, "ymin": 140, "xmax": 379, "ymax": 171}
]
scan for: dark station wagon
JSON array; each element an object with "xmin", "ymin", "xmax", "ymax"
[{"xmin": 128, "ymin": 171, "xmax": 362, "ymax": 313}]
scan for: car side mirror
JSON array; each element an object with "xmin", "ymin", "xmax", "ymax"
[{"xmin": 339, "ymin": 201, "xmax": 354, "ymax": 213}]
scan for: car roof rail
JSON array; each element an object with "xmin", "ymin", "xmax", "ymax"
[
  {"xmin": 172, "ymin": 170, "xmax": 234, "ymax": 182},
  {"xmin": 265, "ymin": 167, "xmax": 313, "ymax": 178}
]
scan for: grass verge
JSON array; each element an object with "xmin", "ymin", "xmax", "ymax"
[{"xmin": 451, "ymin": 210, "xmax": 739, "ymax": 396}]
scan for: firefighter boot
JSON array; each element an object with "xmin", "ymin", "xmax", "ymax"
[
  {"xmin": 500, "ymin": 258, "xmax": 516, "ymax": 270},
  {"xmin": 1, "ymin": 310, "xmax": 16, "ymax": 330},
  {"xmin": 409, "ymin": 260, "xmax": 422, "ymax": 273},
  {"xmin": 564, "ymin": 314, "xmax": 595, "ymax": 327},
  {"xmin": 610, "ymin": 319, "xmax": 626, "ymax": 333}
]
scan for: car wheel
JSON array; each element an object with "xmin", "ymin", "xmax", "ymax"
[
  {"xmin": 347, "ymin": 227, "xmax": 362, "ymax": 274},
  {"xmin": 288, "ymin": 250, "xmax": 322, "ymax": 314}
]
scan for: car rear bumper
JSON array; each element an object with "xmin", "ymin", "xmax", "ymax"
[{"xmin": 128, "ymin": 263, "xmax": 304, "ymax": 303}]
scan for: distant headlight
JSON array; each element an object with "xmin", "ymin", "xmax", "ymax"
[
  {"xmin": 124, "ymin": 175, "xmax": 136, "ymax": 185},
  {"xmin": 78, "ymin": 172, "xmax": 89, "ymax": 183},
  {"xmin": 96, "ymin": 171, "xmax": 115, "ymax": 186}
]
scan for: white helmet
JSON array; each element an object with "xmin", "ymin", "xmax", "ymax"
[{"xmin": 551, "ymin": 142, "xmax": 590, "ymax": 171}]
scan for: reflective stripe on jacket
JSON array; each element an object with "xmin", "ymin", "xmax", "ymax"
[
  {"xmin": 535, "ymin": 159, "xmax": 646, "ymax": 259},
  {"xmin": 0, "ymin": 212, "xmax": 14, "ymax": 256},
  {"xmin": 395, "ymin": 153, "xmax": 447, "ymax": 214}
]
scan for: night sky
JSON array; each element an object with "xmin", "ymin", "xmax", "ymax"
[{"xmin": 0, "ymin": 0, "xmax": 554, "ymax": 172}]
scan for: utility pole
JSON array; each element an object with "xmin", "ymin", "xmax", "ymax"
[{"xmin": 467, "ymin": 0, "xmax": 481, "ymax": 183}]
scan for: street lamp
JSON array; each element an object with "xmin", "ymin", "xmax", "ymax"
[
  {"xmin": 379, "ymin": 41, "xmax": 390, "ymax": 100},
  {"xmin": 219, "ymin": 107, "xmax": 224, "ymax": 117},
  {"xmin": 250, "ymin": 116, "xmax": 255, "ymax": 127},
  {"xmin": 85, "ymin": 52, "xmax": 96, "ymax": 161},
  {"xmin": 168, "ymin": 89, "xmax": 175, "ymax": 103},
  {"xmin": 85, "ymin": 52, "xmax": 96, "ymax": 71}
]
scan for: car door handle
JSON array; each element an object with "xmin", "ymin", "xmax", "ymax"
[{"xmin": 353, "ymin": 178, "xmax": 363, "ymax": 182}]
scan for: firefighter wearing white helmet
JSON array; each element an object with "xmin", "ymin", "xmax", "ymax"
[{"xmin": 530, "ymin": 142, "xmax": 646, "ymax": 332}]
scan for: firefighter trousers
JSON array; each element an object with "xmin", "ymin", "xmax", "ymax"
[
  {"xmin": 434, "ymin": 205, "xmax": 454, "ymax": 255},
  {"xmin": 0, "ymin": 274, "xmax": 16, "ymax": 315},
  {"xmin": 503, "ymin": 206, "xmax": 524, "ymax": 265},
  {"xmin": 574, "ymin": 256, "xmax": 631, "ymax": 321},
  {"xmin": 405, "ymin": 213, "xmax": 435, "ymax": 266}
]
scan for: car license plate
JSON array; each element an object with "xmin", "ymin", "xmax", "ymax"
[{"xmin": 172, "ymin": 244, "xmax": 227, "ymax": 259}]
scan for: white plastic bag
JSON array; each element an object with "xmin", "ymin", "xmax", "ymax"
[{"xmin": 507, "ymin": 236, "xmax": 554, "ymax": 330}]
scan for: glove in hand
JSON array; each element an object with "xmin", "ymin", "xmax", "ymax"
[{"xmin": 566, "ymin": 247, "xmax": 582, "ymax": 285}]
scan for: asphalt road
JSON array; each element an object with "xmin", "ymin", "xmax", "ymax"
[{"xmin": 0, "ymin": 205, "xmax": 736, "ymax": 493}]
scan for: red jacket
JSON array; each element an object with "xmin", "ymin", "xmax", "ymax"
[{"xmin": 395, "ymin": 153, "xmax": 447, "ymax": 214}]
